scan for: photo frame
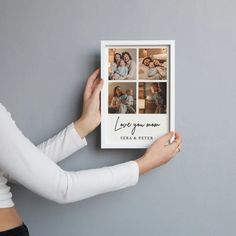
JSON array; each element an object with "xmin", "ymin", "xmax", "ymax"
[{"xmin": 101, "ymin": 40, "xmax": 175, "ymax": 149}]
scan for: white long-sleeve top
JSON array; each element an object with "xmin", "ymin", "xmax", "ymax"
[{"xmin": 0, "ymin": 103, "xmax": 139, "ymax": 208}]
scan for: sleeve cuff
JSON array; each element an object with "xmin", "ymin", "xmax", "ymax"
[
  {"xmin": 126, "ymin": 160, "xmax": 140, "ymax": 186},
  {"xmin": 108, "ymin": 160, "xmax": 140, "ymax": 190},
  {"xmin": 68, "ymin": 122, "xmax": 88, "ymax": 149}
]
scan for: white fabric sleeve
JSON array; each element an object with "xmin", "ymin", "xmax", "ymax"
[
  {"xmin": 7, "ymin": 122, "xmax": 88, "ymax": 184},
  {"xmin": 0, "ymin": 104, "xmax": 139, "ymax": 203},
  {"xmin": 36, "ymin": 122, "xmax": 87, "ymax": 163}
]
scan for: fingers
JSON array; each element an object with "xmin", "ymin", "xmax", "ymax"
[
  {"xmin": 172, "ymin": 132, "xmax": 182, "ymax": 146},
  {"xmin": 175, "ymin": 131, "xmax": 182, "ymax": 142},
  {"xmin": 92, "ymin": 79, "xmax": 104, "ymax": 98},
  {"xmin": 178, "ymin": 143, "xmax": 182, "ymax": 151},
  {"xmin": 168, "ymin": 131, "xmax": 182, "ymax": 151},
  {"xmin": 173, "ymin": 143, "xmax": 182, "ymax": 155},
  {"xmin": 88, "ymin": 68, "xmax": 100, "ymax": 84},
  {"xmin": 84, "ymin": 68, "xmax": 100, "ymax": 99},
  {"xmin": 158, "ymin": 131, "xmax": 175, "ymax": 145},
  {"xmin": 91, "ymin": 78, "xmax": 102, "ymax": 93}
]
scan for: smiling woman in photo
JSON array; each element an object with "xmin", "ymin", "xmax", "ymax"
[
  {"xmin": 139, "ymin": 48, "xmax": 168, "ymax": 80},
  {"xmin": 109, "ymin": 85, "xmax": 124, "ymax": 113},
  {"xmin": 108, "ymin": 83, "xmax": 136, "ymax": 114},
  {"xmin": 109, "ymin": 49, "xmax": 137, "ymax": 80},
  {"xmin": 109, "ymin": 53, "xmax": 122, "ymax": 79},
  {"xmin": 122, "ymin": 51, "xmax": 136, "ymax": 80}
]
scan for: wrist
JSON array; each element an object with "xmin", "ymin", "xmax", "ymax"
[
  {"xmin": 73, "ymin": 118, "xmax": 90, "ymax": 139},
  {"xmin": 135, "ymin": 155, "xmax": 152, "ymax": 176}
]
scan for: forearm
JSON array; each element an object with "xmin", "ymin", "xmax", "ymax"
[
  {"xmin": 2, "ymin": 134, "xmax": 139, "ymax": 203},
  {"xmin": 58, "ymin": 161, "xmax": 139, "ymax": 203},
  {"xmin": 37, "ymin": 122, "xmax": 87, "ymax": 163}
]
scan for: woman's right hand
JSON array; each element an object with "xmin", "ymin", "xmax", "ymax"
[{"xmin": 136, "ymin": 132, "xmax": 182, "ymax": 175}]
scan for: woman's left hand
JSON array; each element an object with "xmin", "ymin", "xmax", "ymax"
[{"xmin": 74, "ymin": 68, "xmax": 104, "ymax": 138}]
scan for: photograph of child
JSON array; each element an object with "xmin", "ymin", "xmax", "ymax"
[
  {"xmin": 108, "ymin": 82, "xmax": 136, "ymax": 114},
  {"xmin": 108, "ymin": 48, "xmax": 137, "ymax": 80},
  {"xmin": 139, "ymin": 48, "xmax": 168, "ymax": 80},
  {"xmin": 139, "ymin": 82, "xmax": 167, "ymax": 114}
]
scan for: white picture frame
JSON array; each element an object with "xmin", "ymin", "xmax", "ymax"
[{"xmin": 101, "ymin": 40, "xmax": 175, "ymax": 149}]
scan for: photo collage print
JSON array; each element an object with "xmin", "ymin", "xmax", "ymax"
[{"xmin": 108, "ymin": 47, "xmax": 169, "ymax": 114}]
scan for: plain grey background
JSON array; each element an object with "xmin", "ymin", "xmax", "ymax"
[{"xmin": 0, "ymin": 0, "xmax": 235, "ymax": 235}]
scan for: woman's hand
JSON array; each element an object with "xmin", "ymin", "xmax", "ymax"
[
  {"xmin": 136, "ymin": 132, "xmax": 182, "ymax": 175},
  {"xmin": 74, "ymin": 69, "xmax": 104, "ymax": 138}
]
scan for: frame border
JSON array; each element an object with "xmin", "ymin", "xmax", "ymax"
[{"xmin": 101, "ymin": 40, "xmax": 175, "ymax": 149}]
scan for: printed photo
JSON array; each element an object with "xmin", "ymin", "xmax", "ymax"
[
  {"xmin": 108, "ymin": 82, "xmax": 136, "ymax": 114},
  {"xmin": 139, "ymin": 48, "xmax": 168, "ymax": 80},
  {"xmin": 139, "ymin": 82, "xmax": 167, "ymax": 114},
  {"xmin": 108, "ymin": 48, "xmax": 137, "ymax": 80}
]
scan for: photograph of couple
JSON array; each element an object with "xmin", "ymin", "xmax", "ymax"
[
  {"xmin": 108, "ymin": 48, "xmax": 136, "ymax": 80},
  {"xmin": 139, "ymin": 82, "xmax": 167, "ymax": 114},
  {"xmin": 108, "ymin": 82, "xmax": 136, "ymax": 114},
  {"xmin": 139, "ymin": 48, "xmax": 168, "ymax": 80}
]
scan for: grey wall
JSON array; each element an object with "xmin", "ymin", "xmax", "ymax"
[{"xmin": 0, "ymin": 0, "xmax": 236, "ymax": 235}]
